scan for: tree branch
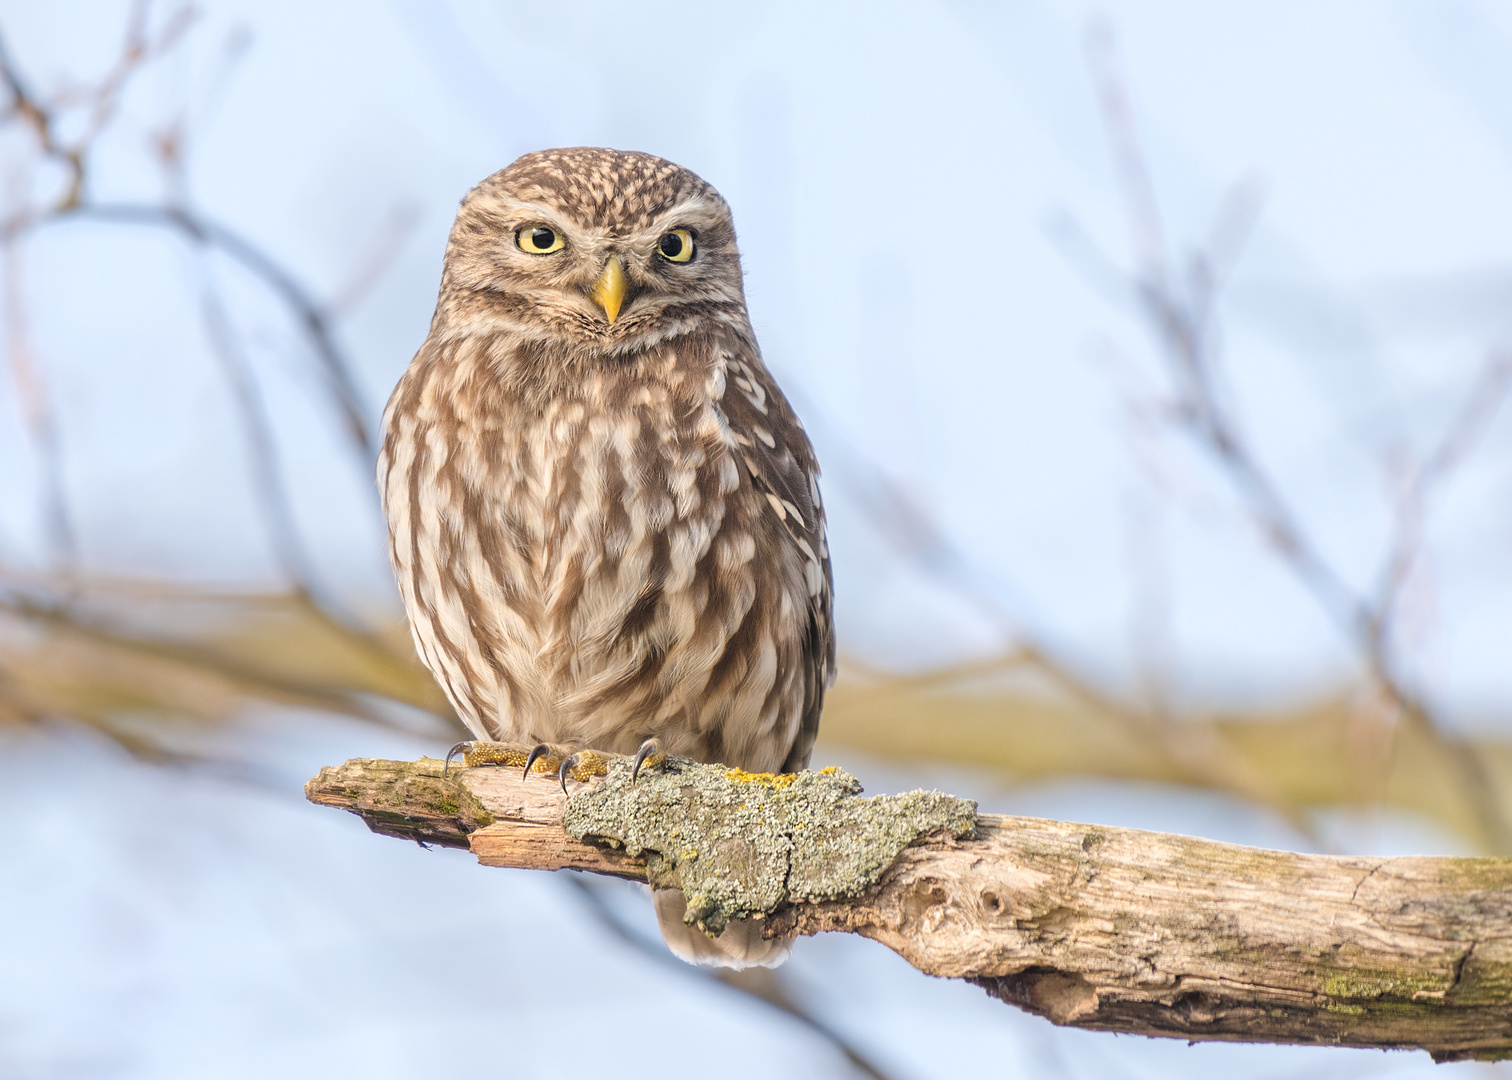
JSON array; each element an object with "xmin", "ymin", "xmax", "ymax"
[{"xmin": 308, "ymin": 755, "xmax": 1512, "ymax": 1063}]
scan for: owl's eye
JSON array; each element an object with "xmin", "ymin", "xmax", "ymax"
[
  {"xmin": 517, "ymin": 226, "xmax": 565, "ymax": 254},
  {"xmin": 658, "ymin": 228, "xmax": 695, "ymax": 263}
]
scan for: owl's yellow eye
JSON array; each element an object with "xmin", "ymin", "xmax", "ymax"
[
  {"xmin": 517, "ymin": 226, "xmax": 565, "ymax": 254},
  {"xmin": 658, "ymin": 228, "xmax": 695, "ymax": 263}
]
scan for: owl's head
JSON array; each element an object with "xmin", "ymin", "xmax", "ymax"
[{"xmin": 433, "ymin": 147, "xmax": 746, "ymax": 353}]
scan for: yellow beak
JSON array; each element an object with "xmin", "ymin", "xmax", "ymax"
[{"xmin": 592, "ymin": 256, "xmax": 629, "ymax": 323}]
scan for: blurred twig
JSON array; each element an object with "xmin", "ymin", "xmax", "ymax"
[
  {"xmin": 0, "ymin": 0, "xmax": 195, "ymax": 215},
  {"xmin": 0, "ymin": 3, "xmax": 439, "ymax": 761},
  {"xmin": 809, "ymin": 407, "xmax": 1317, "ymax": 836},
  {"xmin": 194, "ymin": 254, "xmax": 325, "ymax": 600},
  {"xmin": 0, "ymin": 574, "xmax": 457, "ymax": 761},
  {"xmin": 0, "ymin": 4, "xmax": 377, "ymax": 562},
  {"xmin": 0, "ymin": 5, "xmax": 409, "ymax": 649},
  {"xmin": 1072, "ymin": 22, "xmax": 1512, "ymax": 850},
  {"xmin": 0, "ymin": 235, "xmax": 73, "ymax": 567},
  {"xmin": 68, "ymin": 201, "xmax": 377, "ymax": 458},
  {"xmin": 563, "ymin": 875, "xmax": 901, "ymax": 1080}
]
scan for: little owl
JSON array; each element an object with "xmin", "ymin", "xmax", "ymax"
[{"xmin": 379, "ymin": 148, "xmax": 834, "ymax": 967}]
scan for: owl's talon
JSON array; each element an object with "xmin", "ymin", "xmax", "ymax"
[
  {"xmin": 557, "ymin": 753, "xmax": 579, "ymax": 796},
  {"xmin": 632, "ymin": 737, "xmax": 666, "ymax": 782},
  {"xmin": 442, "ymin": 741, "xmax": 471, "ymax": 779},
  {"xmin": 523, "ymin": 743, "xmax": 553, "ymax": 780},
  {"xmin": 554, "ymin": 749, "xmax": 611, "ymax": 794}
]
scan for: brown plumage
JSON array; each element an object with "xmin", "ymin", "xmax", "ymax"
[{"xmin": 378, "ymin": 148, "xmax": 834, "ymax": 966}]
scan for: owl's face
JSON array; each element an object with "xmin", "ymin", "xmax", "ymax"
[{"xmin": 435, "ymin": 148, "xmax": 747, "ymax": 355}]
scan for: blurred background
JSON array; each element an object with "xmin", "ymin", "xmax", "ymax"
[{"xmin": 4, "ymin": 1, "xmax": 1512, "ymax": 1076}]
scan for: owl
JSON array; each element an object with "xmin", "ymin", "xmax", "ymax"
[{"xmin": 378, "ymin": 148, "xmax": 834, "ymax": 967}]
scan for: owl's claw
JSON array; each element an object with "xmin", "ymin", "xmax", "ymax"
[
  {"xmin": 523, "ymin": 743, "xmax": 552, "ymax": 780},
  {"xmin": 632, "ymin": 737, "xmax": 666, "ymax": 782},
  {"xmin": 554, "ymin": 749, "xmax": 612, "ymax": 795},
  {"xmin": 442, "ymin": 741, "xmax": 470, "ymax": 779}
]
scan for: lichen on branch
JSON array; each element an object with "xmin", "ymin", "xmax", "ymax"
[{"xmin": 561, "ymin": 757, "xmax": 977, "ymax": 935}]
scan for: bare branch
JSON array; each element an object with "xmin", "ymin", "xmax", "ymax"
[
  {"xmin": 309, "ymin": 755, "xmax": 1512, "ymax": 1063},
  {"xmin": 1, "ymin": 236, "xmax": 75, "ymax": 567},
  {"xmin": 60, "ymin": 202, "xmax": 375, "ymax": 457},
  {"xmin": 1374, "ymin": 352, "xmax": 1512, "ymax": 640},
  {"xmin": 193, "ymin": 254, "xmax": 323, "ymax": 599},
  {"xmin": 1085, "ymin": 19, "xmax": 1167, "ymax": 287},
  {"xmin": 324, "ymin": 201, "xmax": 419, "ymax": 318},
  {"xmin": 1073, "ymin": 25, "xmax": 1512, "ymax": 851},
  {"xmin": 0, "ymin": 4, "xmax": 197, "ymax": 213},
  {"xmin": 564, "ymin": 877, "xmax": 899, "ymax": 1080},
  {"xmin": 796, "ymin": 390, "xmax": 1320, "ymax": 835}
]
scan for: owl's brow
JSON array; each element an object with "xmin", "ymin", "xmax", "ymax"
[
  {"xmin": 639, "ymin": 194, "xmax": 726, "ymax": 235},
  {"xmin": 482, "ymin": 193, "xmax": 573, "ymax": 225}
]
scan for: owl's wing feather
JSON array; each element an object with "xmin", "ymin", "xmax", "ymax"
[{"xmin": 717, "ymin": 348, "xmax": 835, "ymax": 772}]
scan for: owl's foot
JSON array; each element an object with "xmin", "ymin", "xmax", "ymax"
[
  {"xmin": 445, "ymin": 738, "xmax": 666, "ymax": 794},
  {"xmin": 549, "ymin": 749, "xmax": 614, "ymax": 794},
  {"xmin": 531, "ymin": 738, "xmax": 668, "ymax": 793},
  {"xmin": 443, "ymin": 740, "xmax": 566, "ymax": 780}
]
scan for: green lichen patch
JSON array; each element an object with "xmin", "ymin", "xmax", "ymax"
[
  {"xmin": 1321, "ymin": 966, "xmax": 1456, "ymax": 1004},
  {"xmin": 307, "ymin": 757, "xmax": 495, "ymax": 848},
  {"xmin": 562, "ymin": 757, "xmax": 977, "ymax": 935}
]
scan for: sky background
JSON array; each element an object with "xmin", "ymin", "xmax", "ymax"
[
  {"xmin": 5, "ymin": 0, "xmax": 1512, "ymax": 712},
  {"xmin": 4, "ymin": 1, "xmax": 1512, "ymax": 1077}
]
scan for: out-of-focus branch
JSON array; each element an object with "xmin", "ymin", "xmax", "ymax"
[
  {"xmin": 1373, "ymin": 354, "xmax": 1512, "ymax": 638},
  {"xmin": 1074, "ymin": 23, "xmax": 1512, "ymax": 851},
  {"xmin": 0, "ymin": 5, "xmax": 447, "ymax": 759},
  {"xmin": 563, "ymin": 876, "xmax": 898, "ymax": 1080},
  {"xmin": 0, "ymin": 577, "xmax": 458, "ymax": 762},
  {"xmin": 0, "ymin": 8, "xmax": 376, "ymax": 540},
  {"xmin": 1, "ymin": 236, "xmax": 73, "ymax": 567},
  {"xmin": 0, "ymin": 3, "xmax": 195, "ymax": 216},
  {"xmin": 194, "ymin": 256, "xmax": 323, "ymax": 601},
  {"xmin": 808, "ymin": 403, "xmax": 1315, "ymax": 836},
  {"xmin": 66, "ymin": 202, "xmax": 376, "ymax": 458},
  {"xmin": 0, "ymin": 6, "xmax": 392, "ymax": 647}
]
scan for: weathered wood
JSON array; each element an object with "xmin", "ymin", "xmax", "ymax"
[
  {"xmin": 305, "ymin": 756, "xmax": 645, "ymax": 876},
  {"xmin": 306, "ymin": 756, "xmax": 1512, "ymax": 1062}
]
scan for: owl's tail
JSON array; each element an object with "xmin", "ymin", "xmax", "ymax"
[{"xmin": 652, "ymin": 888, "xmax": 791, "ymax": 969}]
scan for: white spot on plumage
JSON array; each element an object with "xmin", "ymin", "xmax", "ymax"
[
  {"xmin": 718, "ymin": 454, "xmax": 739, "ymax": 494},
  {"xmin": 804, "ymin": 558, "xmax": 823, "ymax": 597}
]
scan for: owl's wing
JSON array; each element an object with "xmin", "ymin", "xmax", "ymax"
[{"xmin": 718, "ymin": 349, "xmax": 835, "ymax": 773}]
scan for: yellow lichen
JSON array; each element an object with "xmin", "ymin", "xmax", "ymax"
[{"xmin": 725, "ymin": 768, "xmax": 798, "ymax": 788}]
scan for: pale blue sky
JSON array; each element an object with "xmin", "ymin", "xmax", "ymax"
[
  {"xmin": 6, "ymin": 5, "xmax": 1512, "ymax": 1077},
  {"xmin": 5, "ymin": 0, "xmax": 1512, "ymax": 718}
]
